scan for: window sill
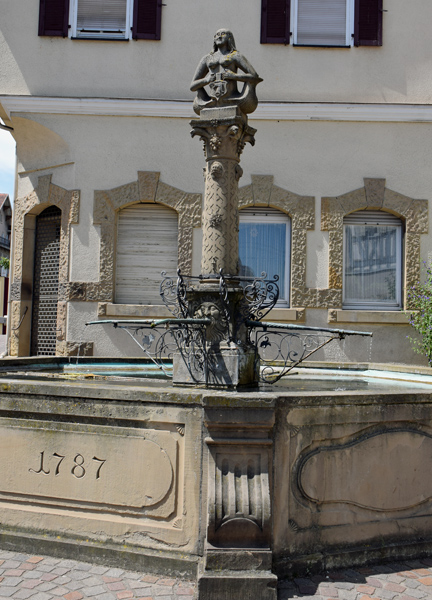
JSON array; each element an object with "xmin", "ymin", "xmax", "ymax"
[
  {"xmin": 262, "ymin": 308, "xmax": 305, "ymax": 323},
  {"xmin": 328, "ymin": 309, "xmax": 410, "ymax": 325},
  {"xmin": 99, "ymin": 304, "xmax": 305, "ymax": 323},
  {"xmin": 99, "ymin": 303, "xmax": 171, "ymax": 318},
  {"xmin": 71, "ymin": 37, "xmax": 129, "ymax": 41}
]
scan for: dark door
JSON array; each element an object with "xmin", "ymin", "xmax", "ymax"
[{"xmin": 31, "ymin": 206, "xmax": 61, "ymax": 355}]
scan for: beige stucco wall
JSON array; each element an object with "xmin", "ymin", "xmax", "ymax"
[
  {"xmin": 6, "ymin": 111, "xmax": 432, "ymax": 363},
  {"xmin": 1, "ymin": 0, "xmax": 432, "ymax": 104}
]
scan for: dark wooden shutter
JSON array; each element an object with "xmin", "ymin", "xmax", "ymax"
[
  {"xmin": 354, "ymin": 0, "xmax": 383, "ymax": 46},
  {"xmin": 39, "ymin": 0, "xmax": 70, "ymax": 37},
  {"xmin": 261, "ymin": 0, "xmax": 290, "ymax": 44},
  {"xmin": 132, "ymin": 0, "xmax": 162, "ymax": 40}
]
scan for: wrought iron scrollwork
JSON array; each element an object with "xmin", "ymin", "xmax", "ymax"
[
  {"xmin": 241, "ymin": 272, "xmax": 279, "ymax": 321},
  {"xmin": 160, "ymin": 269, "xmax": 189, "ymax": 318}
]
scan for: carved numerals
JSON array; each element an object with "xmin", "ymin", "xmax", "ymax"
[{"xmin": 29, "ymin": 451, "xmax": 106, "ymax": 479}]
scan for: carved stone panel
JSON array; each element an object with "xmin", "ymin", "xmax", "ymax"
[{"xmin": 0, "ymin": 419, "xmax": 177, "ymax": 519}]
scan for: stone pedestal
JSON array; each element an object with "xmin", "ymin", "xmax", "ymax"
[{"xmin": 198, "ymin": 407, "xmax": 277, "ymax": 600}]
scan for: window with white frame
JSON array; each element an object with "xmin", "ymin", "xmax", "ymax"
[
  {"xmin": 115, "ymin": 204, "xmax": 178, "ymax": 305},
  {"xmin": 261, "ymin": 0, "xmax": 383, "ymax": 46},
  {"xmin": 239, "ymin": 208, "xmax": 291, "ymax": 306},
  {"xmin": 70, "ymin": 0, "xmax": 131, "ymax": 39},
  {"xmin": 293, "ymin": 0, "xmax": 353, "ymax": 46},
  {"xmin": 343, "ymin": 210, "xmax": 403, "ymax": 310}
]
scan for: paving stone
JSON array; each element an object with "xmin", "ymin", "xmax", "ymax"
[
  {"xmin": 123, "ymin": 572, "xmax": 141, "ymax": 581},
  {"xmin": 64, "ymin": 579, "xmax": 86, "ymax": 591},
  {"xmin": 405, "ymin": 579, "xmax": 421, "ymax": 589},
  {"xmin": 126, "ymin": 580, "xmax": 152, "ymax": 590},
  {"xmin": 108, "ymin": 581, "xmax": 126, "ymax": 591},
  {"xmin": 27, "ymin": 557, "xmax": 44, "ymax": 564},
  {"xmin": 52, "ymin": 575, "xmax": 72, "ymax": 585},
  {"xmin": 74, "ymin": 562, "xmax": 93, "ymax": 572},
  {"xmin": 64, "ymin": 592, "xmax": 84, "ymax": 600},
  {"xmin": 19, "ymin": 563, "xmax": 36, "ymax": 571},
  {"xmin": 35, "ymin": 564, "xmax": 56, "ymax": 573},
  {"xmin": 29, "ymin": 593, "xmax": 53, "ymax": 600},
  {"xmin": 40, "ymin": 573, "xmax": 58, "ymax": 581},
  {"xmin": 0, "ymin": 576, "xmax": 22, "ymax": 587},
  {"xmin": 357, "ymin": 584, "xmax": 376, "ymax": 594},
  {"xmin": 21, "ymin": 579, "xmax": 43, "ymax": 589},
  {"xmin": 1, "ymin": 561, "xmax": 20, "ymax": 570},
  {"xmin": 387, "ymin": 574, "xmax": 405, "ymax": 584},
  {"xmin": 105, "ymin": 569, "xmax": 125, "ymax": 578},
  {"xmin": 365, "ymin": 577, "xmax": 383, "ymax": 588},
  {"xmin": 374, "ymin": 588, "xmax": 397, "ymax": 599},
  {"xmin": 13, "ymin": 589, "xmax": 36, "ymax": 599},
  {"xmin": 141, "ymin": 576, "xmax": 159, "ymax": 584},
  {"xmin": 91, "ymin": 594, "xmax": 117, "ymax": 600},
  {"xmin": 418, "ymin": 576, "xmax": 432, "ymax": 586},
  {"xmin": 116, "ymin": 592, "xmax": 134, "ymax": 599},
  {"xmin": 400, "ymin": 587, "xmax": 427, "ymax": 599},
  {"xmin": 51, "ymin": 585, "xmax": 71, "ymax": 595},
  {"xmin": 35, "ymin": 581, "xmax": 57, "ymax": 592},
  {"xmin": 89, "ymin": 565, "xmax": 110, "ymax": 575},
  {"xmin": 334, "ymin": 581, "xmax": 355, "ymax": 590},
  {"xmin": 384, "ymin": 581, "xmax": 406, "ymax": 592},
  {"xmin": 0, "ymin": 587, "xmax": 16, "ymax": 597},
  {"xmin": 84, "ymin": 584, "xmax": 108, "ymax": 596},
  {"xmin": 4, "ymin": 569, "xmax": 24, "ymax": 576}
]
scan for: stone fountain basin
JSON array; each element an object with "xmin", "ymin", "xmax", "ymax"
[{"xmin": 0, "ymin": 357, "xmax": 430, "ymax": 578}]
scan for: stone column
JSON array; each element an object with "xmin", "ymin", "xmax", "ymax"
[{"xmin": 191, "ymin": 106, "xmax": 256, "ymax": 278}]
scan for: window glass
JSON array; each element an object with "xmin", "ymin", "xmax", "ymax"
[
  {"xmin": 343, "ymin": 211, "xmax": 403, "ymax": 310},
  {"xmin": 239, "ymin": 208, "xmax": 290, "ymax": 305}
]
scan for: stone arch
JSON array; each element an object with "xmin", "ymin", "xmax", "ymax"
[
  {"xmin": 10, "ymin": 175, "xmax": 80, "ymax": 356},
  {"xmin": 86, "ymin": 172, "xmax": 202, "ymax": 311},
  {"xmin": 321, "ymin": 178, "xmax": 428, "ymax": 310}
]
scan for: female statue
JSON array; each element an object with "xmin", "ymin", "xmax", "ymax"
[{"xmin": 190, "ymin": 29, "xmax": 263, "ymax": 115}]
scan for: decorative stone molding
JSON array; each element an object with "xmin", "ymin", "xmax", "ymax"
[
  {"xmin": 238, "ymin": 175, "xmax": 314, "ymax": 308},
  {"xmin": 321, "ymin": 178, "xmax": 428, "ymax": 309},
  {"xmin": 11, "ymin": 175, "xmax": 80, "ymax": 356},
  {"xmin": 70, "ymin": 172, "xmax": 202, "ymax": 305},
  {"xmin": 6, "ymin": 96, "xmax": 432, "ymax": 124},
  {"xmin": 204, "ymin": 408, "xmax": 274, "ymax": 549}
]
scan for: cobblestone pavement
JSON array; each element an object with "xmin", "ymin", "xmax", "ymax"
[
  {"xmin": 0, "ymin": 551, "xmax": 195, "ymax": 600},
  {"xmin": 1, "ymin": 550, "xmax": 432, "ymax": 600},
  {"xmin": 279, "ymin": 558, "xmax": 432, "ymax": 600}
]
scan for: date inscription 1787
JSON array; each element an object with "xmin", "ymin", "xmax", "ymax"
[{"xmin": 29, "ymin": 451, "xmax": 106, "ymax": 479}]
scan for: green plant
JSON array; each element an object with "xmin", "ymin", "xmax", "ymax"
[
  {"xmin": 0, "ymin": 257, "xmax": 9, "ymax": 271},
  {"xmin": 406, "ymin": 262, "xmax": 432, "ymax": 365}
]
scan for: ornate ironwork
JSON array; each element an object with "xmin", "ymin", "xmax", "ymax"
[
  {"xmin": 89, "ymin": 270, "xmax": 372, "ymax": 387},
  {"xmin": 160, "ymin": 270, "xmax": 189, "ymax": 318},
  {"xmin": 254, "ymin": 329, "xmax": 340, "ymax": 383}
]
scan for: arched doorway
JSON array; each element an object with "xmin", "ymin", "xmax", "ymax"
[{"xmin": 30, "ymin": 206, "xmax": 61, "ymax": 355}]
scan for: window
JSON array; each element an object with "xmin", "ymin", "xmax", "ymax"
[
  {"xmin": 343, "ymin": 211, "xmax": 403, "ymax": 310},
  {"xmin": 38, "ymin": 0, "xmax": 162, "ymax": 40},
  {"xmin": 261, "ymin": 0, "xmax": 382, "ymax": 46},
  {"xmin": 239, "ymin": 208, "xmax": 291, "ymax": 306},
  {"xmin": 115, "ymin": 204, "xmax": 178, "ymax": 305}
]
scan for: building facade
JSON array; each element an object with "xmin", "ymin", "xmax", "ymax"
[{"xmin": 0, "ymin": 0, "xmax": 431, "ymax": 364}]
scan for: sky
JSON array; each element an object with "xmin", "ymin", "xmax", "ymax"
[{"xmin": 0, "ymin": 128, "xmax": 16, "ymax": 201}]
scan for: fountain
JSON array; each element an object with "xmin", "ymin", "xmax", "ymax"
[{"xmin": 0, "ymin": 29, "xmax": 432, "ymax": 600}]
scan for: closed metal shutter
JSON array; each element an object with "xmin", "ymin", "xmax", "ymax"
[
  {"xmin": 296, "ymin": 0, "xmax": 348, "ymax": 45},
  {"xmin": 115, "ymin": 204, "xmax": 178, "ymax": 305},
  {"xmin": 31, "ymin": 206, "xmax": 61, "ymax": 356}
]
